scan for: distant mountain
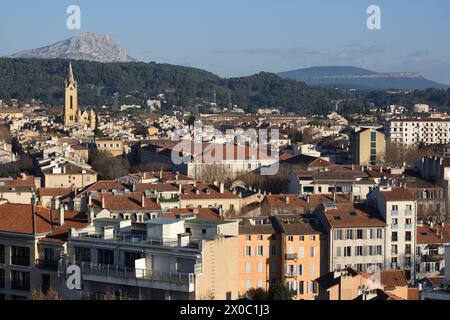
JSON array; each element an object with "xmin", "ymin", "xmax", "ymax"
[
  {"xmin": 278, "ymin": 66, "xmax": 449, "ymax": 90},
  {"xmin": 9, "ymin": 33, "xmax": 136, "ymax": 63}
]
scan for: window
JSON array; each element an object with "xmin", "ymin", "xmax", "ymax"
[
  {"xmin": 270, "ymin": 245, "xmax": 277, "ymax": 256},
  {"xmin": 299, "ymin": 281, "xmax": 304, "ymax": 295},
  {"xmin": 288, "ymin": 236, "xmax": 294, "ymax": 242},
  {"xmin": 257, "ymin": 279, "xmax": 264, "ymax": 288},
  {"xmin": 344, "ymin": 247, "xmax": 352, "ymax": 257},
  {"xmin": 392, "ymin": 232, "xmax": 398, "ymax": 242},
  {"xmin": 257, "ymin": 235, "xmax": 263, "ymax": 241},
  {"xmin": 336, "ymin": 247, "xmax": 342, "ymax": 257},
  {"xmin": 11, "ymin": 270, "xmax": 30, "ymax": 291},
  {"xmin": 97, "ymin": 249, "xmax": 114, "ymax": 265},
  {"xmin": 310, "ymin": 247, "xmax": 316, "ymax": 258},
  {"xmin": 75, "ymin": 247, "xmax": 91, "ymax": 262},
  {"xmin": 0, "ymin": 269, "xmax": 4, "ymax": 288},
  {"xmin": 11, "ymin": 246, "xmax": 30, "ymax": 266},
  {"xmin": 405, "ymin": 232, "xmax": 412, "ymax": 242},
  {"xmin": 124, "ymin": 252, "xmax": 142, "ymax": 268},
  {"xmin": 0, "ymin": 244, "xmax": 4, "ymax": 264},
  {"xmin": 356, "ymin": 246, "xmax": 363, "ymax": 256},
  {"xmin": 245, "ymin": 235, "xmax": 251, "ymax": 241},
  {"xmin": 346, "ymin": 230, "xmax": 353, "ymax": 240},
  {"xmin": 392, "ymin": 205, "xmax": 398, "ymax": 211},
  {"xmin": 335, "ymin": 230, "xmax": 343, "ymax": 240},
  {"xmin": 309, "ymin": 235, "xmax": 316, "ymax": 241},
  {"xmin": 357, "ymin": 229, "xmax": 363, "ymax": 239},
  {"xmin": 310, "ymin": 264, "xmax": 316, "ymax": 276},
  {"xmin": 376, "ymin": 246, "xmax": 383, "ymax": 255},
  {"xmin": 257, "ymin": 262, "xmax": 263, "ymax": 273},
  {"xmin": 299, "ymin": 235, "xmax": 304, "ymax": 241},
  {"xmin": 298, "ymin": 264, "xmax": 304, "ymax": 276},
  {"xmin": 307, "ymin": 281, "xmax": 314, "ymax": 294},
  {"xmin": 244, "ymin": 246, "xmax": 252, "ymax": 256},
  {"xmin": 376, "ymin": 229, "xmax": 383, "ymax": 239},
  {"xmin": 392, "ymin": 245, "xmax": 398, "ymax": 255},
  {"xmin": 246, "ymin": 263, "xmax": 251, "ymax": 274},
  {"xmin": 245, "ymin": 280, "xmax": 251, "ymax": 290},
  {"xmin": 299, "ymin": 247, "xmax": 305, "ymax": 258},
  {"xmin": 257, "ymin": 246, "xmax": 265, "ymax": 256}
]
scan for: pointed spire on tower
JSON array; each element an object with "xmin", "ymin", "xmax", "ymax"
[{"xmin": 68, "ymin": 62, "xmax": 75, "ymax": 84}]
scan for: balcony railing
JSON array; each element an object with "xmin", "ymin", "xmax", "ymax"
[
  {"xmin": 391, "ymin": 224, "xmax": 398, "ymax": 230},
  {"xmin": 405, "ymin": 210, "xmax": 413, "ymax": 216},
  {"xmin": 59, "ymin": 260, "xmax": 195, "ymax": 286},
  {"xmin": 75, "ymin": 233, "xmax": 200, "ymax": 249},
  {"xmin": 391, "ymin": 210, "xmax": 399, "ymax": 217},
  {"xmin": 35, "ymin": 259, "xmax": 60, "ymax": 271},
  {"xmin": 405, "ymin": 224, "xmax": 413, "ymax": 230},
  {"xmin": 422, "ymin": 254, "xmax": 445, "ymax": 262},
  {"xmin": 285, "ymin": 253, "xmax": 298, "ymax": 260}
]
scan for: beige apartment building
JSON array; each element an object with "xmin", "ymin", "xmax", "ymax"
[
  {"xmin": 41, "ymin": 162, "xmax": 97, "ymax": 189},
  {"xmin": 95, "ymin": 138, "xmax": 125, "ymax": 157},
  {"xmin": 315, "ymin": 202, "xmax": 386, "ymax": 272},
  {"xmin": 351, "ymin": 128, "xmax": 386, "ymax": 166}
]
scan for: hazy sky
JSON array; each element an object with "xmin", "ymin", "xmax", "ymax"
[{"xmin": 1, "ymin": 0, "xmax": 450, "ymax": 83}]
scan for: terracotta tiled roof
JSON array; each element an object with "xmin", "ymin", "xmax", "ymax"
[
  {"xmin": 322, "ymin": 203, "xmax": 386, "ymax": 228},
  {"xmin": 417, "ymin": 224, "xmax": 450, "ymax": 244},
  {"xmin": 0, "ymin": 203, "xmax": 86, "ymax": 236},
  {"xmin": 179, "ymin": 183, "xmax": 238, "ymax": 200},
  {"xmin": 135, "ymin": 183, "xmax": 178, "ymax": 192},
  {"xmin": 98, "ymin": 192, "xmax": 161, "ymax": 211},
  {"xmin": 76, "ymin": 180, "xmax": 128, "ymax": 198},
  {"xmin": 380, "ymin": 270, "xmax": 408, "ymax": 290},
  {"xmin": 38, "ymin": 188, "xmax": 73, "ymax": 198},
  {"xmin": 379, "ymin": 187, "xmax": 416, "ymax": 201},
  {"xmin": 164, "ymin": 208, "xmax": 221, "ymax": 221}
]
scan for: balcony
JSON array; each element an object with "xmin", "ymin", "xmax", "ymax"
[
  {"xmin": 391, "ymin": 224, "xmax": 398, "ymax": 230},
  {"xmin": 35, "ymin": 259, "xmax": 60, "ymax": 271},
  {"xmin": 75, "ymin": 233, "xmax": 200, "ymax": 250},
  {"xmin": 405, "ymin": 210, "xmax": 413, "ymax": 216},
  {"xmin": 59, "ymin": 260, "xmax": 196, "ymax": 292},
  {"xmin": 405, "ymin": 224, "xmax": 413, "ymax": 230},
  {"xmin": 285, "ymin": 253, "xmax": 298, "ymax": 260},
  {"xmin": 422, "ymin": 254, "xmax": 445, "ymax": 262},
  {"xmin": 391, "ymin": 210, "xmax": 399, "ymax": 217}
]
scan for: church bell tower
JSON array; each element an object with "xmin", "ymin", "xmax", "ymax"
[{"xmin": 64, "ymin": 62, "xmax": 78, "ymax": 126}]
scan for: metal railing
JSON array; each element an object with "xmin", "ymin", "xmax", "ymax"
[
  {"xmin": 60, "ymin": 260, "xmax": 195, "ymax": 286},
  {"xmin": 75, "ymin": 233, "xmax": 200, "ymax": 249}
]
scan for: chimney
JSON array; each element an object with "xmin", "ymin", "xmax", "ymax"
[
  {"xmin": 176, "ymin": 172, "xmax": 179, "ymax": 181},
  {"xmin": 58, "ymin": 205, "xmax": 65, "ymax": 227},
  {"xmin": 88, "ymin": 193, "xmax": 92, "ymax": 206},
  {"xmin": 159, "ymin": 170, "xmax": 163, "ymax": 180},
  {"xmin": 31, "ymin": 195, "xmax": 36, "ymax": 234},
  {"xmin": 307, "ymin": 195, "xmax": 310, "ymax": 204},
  {"xmin": 141, "ymin": 193, "xmax": 145, "ymax": 208},
  {"xmin": 178, "ymin": 184, "xmax": 182, "ymax": 193},
  {"xmin": 220, "ymin": 182, "xmax": 225, "ymax": 194},
  {"xmin": 101, "ymin": 195, "xmax": 106, "ymax": 208},
  {"xmin": 88, "ymin": 207, "xmax": 95, "ymax": 223},
  {"xmin": 285, "ymin": 196, "xmax": 290, "ymax": 204}
]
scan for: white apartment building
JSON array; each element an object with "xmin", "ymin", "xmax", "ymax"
[
  {"xmin": 314, "ymin": 202, "xmax": 386, "ymax": 273},
  {"xmin": 387, "ymin": 118, "xmax": 450, "ymax": 146},
  {"xmin": 368, "ymin": 186, "xmax": 417, "ymax": 276}
]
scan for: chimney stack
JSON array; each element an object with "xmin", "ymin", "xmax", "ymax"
[
  {"xmin": 141, "ymin": 193, "xmax": 145, "ymax": 208},
  {"xmin": 101, "ymin": 195, "xmax": 106, "ymax": 208},
  {"xmin": 31, "ymin": 195, "xmax": 36, "ymax": 234},
  {"xmin": 220, "ymin": 182, "xmax": 225, "ymax": 194},
  {"xmin": 58, "ymin": 205, "xmax": 65, "ymax": 227},
  {"xmin": 285, "ymin": 196, "xmax": 290, "ymax": 204}
]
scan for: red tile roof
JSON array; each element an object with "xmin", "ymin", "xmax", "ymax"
[
  {"xmin": 76, "ymin": 180, "xmax": 128, "ymax": 198},
  {"xmin": 322, "ymin": 203, "xmax": 386, "ymax": 228},
  {"xmin": 38, "ymin": 188, "xmax": 73, "ymax": 198},
  {"xmin": 97, "ymin": 192, "xmax": 161, "ymax": 211},
  {"xmin": 164, "ymin": 208, "xmax": 221, "ymax": 221},
  {"xmin": 179, "ymin": 183, "xmax": 238, "ymax": 200},
  {"xmin": 379, "ymin": 187, "xmax": 416, "ymax": 201}
]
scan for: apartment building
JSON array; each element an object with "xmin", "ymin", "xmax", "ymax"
[
  {"xmin": 315, "ymin": 202, "xmax": 386, "ymax": 272},
  {"xmin": 387, "ymin": 118, "xmax": 450, "ymax": 146},
  {"xmin": 288, "ymin": 166, "xmax": 376, "ymax": 202},
  {"xmin": 39, "ymin": 159, "xmax": 97, "ymax": 189},
  {"xmin": 94, "ymin": 138, "xmax": 125, "ymax": 157},
  {"xmin": 60, "ymin": 217, "xmax": 239, "ymax": 300},
  {"xmin": 416, "ymin": 222, "xmax": 450, "ymax": 279},
  {"xmin": 0, "ymin": 201, "xmax": 87, "ymax": 300},
  {"xmin": 351, "ymin": 128, "xmax": 386, "ymax": 166},
  {"xmin": 238, "ymin": 215, "xmax": 324, "ymax": 300},
  {"xmin": 179, "ymin": 182, "xmax": 242, "ymax": 214},
  {"xmin": 0, "ymin": 174, "xmax": 40, "ymax": 204},
  {"xmin": 368, "ymin": 186, "xmax": 417, "ymax": 275}
]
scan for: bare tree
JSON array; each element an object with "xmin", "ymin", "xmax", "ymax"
[
  {"xmin": 31, "ymin": 287, "xmax": 62, "ymax": 300},
  {"xmin": 90, "ymin": 150, "xmax": 130, "ymax": 180}
]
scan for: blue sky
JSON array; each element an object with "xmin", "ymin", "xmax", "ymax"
[{"xmin": 1, "ymin": 0, "xmax": 450, "ymax": 83}]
